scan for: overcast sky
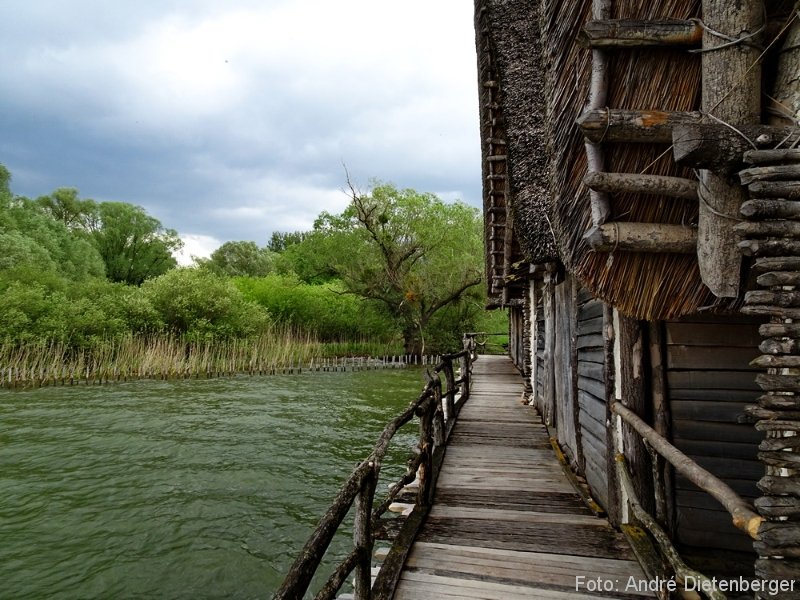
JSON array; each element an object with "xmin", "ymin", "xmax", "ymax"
[{"xmin": 0, "ymin": 1, "xmax": 481, "ymax": 262}]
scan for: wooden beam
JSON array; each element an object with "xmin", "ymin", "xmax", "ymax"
[
  {"xmin": 733, "ymin": 220, "xmax": 800, "ymax": 238},
  {"xmin": 583, "ymin": 171, "xmax": 698, "ymax": 199},
  {"xmin": 585, "ymin": 222, "xmax": 697, "ymax": 253},
  {"xmin": 697, "ymin": 0, "xmax": 762, "ymax": 299},
  {"xmin": 578, "ymin": 108, "xmax": 702, "ymax": 144},
  {"xmin": 749, "ymin": 181, "xmax": 800, "ymax": 200},
  {"xmin": 578, "ymin": 18, "xmax": 702, "ymax": 48},
  {"xmin": 673, "ymin": 123, "xmax": 800, "ymax": 174},
  {"xmin": 744, "ymin": 149, "xmax": 800, "ymax": 165},
  {"xmin": 741, "ymin": 199, "xmax": 800, "ymax": 220},
  {"xmin": 757, "ymin": 271, "xmax": 800, "ymax": 287},
  {"xmin": 739, "ymin": 164, "xmax": 800, "ymax": 185},
  {"xmin": 739, "ymin": 239, "xmax": 800, "ymax": 257}
]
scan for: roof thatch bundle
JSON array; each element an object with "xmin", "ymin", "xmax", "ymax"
[
  {"xmin": 475, "ymin": 0, "xmax": 556, "ymax": 303},
  {"xmin": 543, "ymin": 0, "xmax": 715, "ymax": 320}
]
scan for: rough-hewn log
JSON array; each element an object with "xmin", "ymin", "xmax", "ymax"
[
  {"xmin": 759, "ymin": 475, "xmax": 800, "ymax": 497},
  {"xmin": 698, "ymin": 0, "xmax": 762, "ymax": 299},
  {"xmin": 755, "ymin": 496, "xmax": 800, "ymax": 520},
  {"xmin": 760, "ymin": 433, "xmax": 800, "ymax": 450},
  {"xmin": 740, "ymin": 164, "xmax": 800, "ymax": 185},
  {"xmin": 759, "ymin": 450, "xmax": 800, "ymax": 469},
  {"xmin": 747, "ymin": 404, "xmax": 800, "ymax": 420},
  {"xmin": 758, "ymin": 522, "xmax": 800, "ymax": 549},
  {"xmin": 741, "ymin": 199, "xmax": 800, "ymax": 220},
  {"xmin": 751, "ymin": 354, "xmax": 800, "ymax": 369},
  {"xmin": 761, "ymin": 337, "xmax": 800, "ymax": 355},
  {"xmin": 756, "ymin": 373, "xmax": 800, "ymax": 392},
  {"xmin": 745, "ymin": 149, "xmax": 800, "ymax": 165},
  {"xmin": 753, "ymin": 257, "xmax": 800, "ymax": 274},
  {"xmin": 673, "ymin": 124, "xmax": 800, "ymax": 173},
  {"xmin": 585, "ymin": 222, "xmax": 697, "ymax": 253},
  {"xmin": 734, "ymin": 220, "xmax": 800, "ymax": 238},
  {"xmin": 739, "ymin": 239, "xmax": 800, "ymax": 257},
  {"xmin": 583, "ymin": 171, "xmax": 698, "ymax": 199},
  {"xmin": 757, "ymin": 271, "xmax": 800, "ymax": 287},
  {"xmin": 742, "ymin": 305, "xmax": 800, "ymax": 319},
  {"xmin": 578, "ymin": 18, "xmax": 702, "ymax": 48},
  {"xmin": 746, "ymin": 290, "xmax": 800, "ymax": 308},
  {"xmin": 578, "ymin": 108, "xmax": 702, "ymax": 144},
  {"xmin": 749, "ymin": 181, "xmax": 800, "ymax": 200},
  {"xmin": 611, "ymin": 402, "xmax": 763, "ymax": 539}
]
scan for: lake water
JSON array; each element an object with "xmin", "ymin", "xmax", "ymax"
[{"xmin": 0, "ymin": 369, "xmax": 424, "ymax": 599}]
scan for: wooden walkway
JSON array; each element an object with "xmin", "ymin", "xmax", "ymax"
[{"xmin": 391, "ymin": 355, "xmax": 653, "ymax": 600}]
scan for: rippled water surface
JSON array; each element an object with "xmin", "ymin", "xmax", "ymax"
[{"xmin": 0, "ymin": 369, "xmax": 423, "ymax": 599}]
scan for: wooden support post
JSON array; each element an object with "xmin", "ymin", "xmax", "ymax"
[
  {"xmin": 585, "ymin": 222, "xmax": 697, "ymax": 254},
  {"xmin": 353, "ymin": 464, "xmax": 376, "ymax": 600},
  {"xmin": 603, "ymin": 304, "xmax": 621, "ymax": 526},
  {"xmin": 542, "ymin": 273, "xmax": 557, "ymax": 426},
  {"xmin": 618, "ymin": 316, "xmax": 654, "ymax": 519},
  {"xmin": 584, "ymin": 171, "xmax": 698, "ymax": 200},
  {"xmin": 697, "ymin": 0, "xmax": 762, "ymax": 298},
  {"xmin": 578, "ymin": 19, "xmax": 702, "ymax": 48}
]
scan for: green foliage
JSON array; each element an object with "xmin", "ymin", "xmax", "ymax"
[
  {"xmin": 267, "ymin": 230, "xmax": 309, "ymax": 253},
  {"xmin": 141, "ymin": 268, "xmax": 271, "ymax": 340},
  {"xmin": 236, "ymin": 274, "xmax": 395, "ymax": 343},
  {"xmin": 89, "ymin": 201, "xmax": 182, "ymax": 285},
  {"xmin": 307, "ymin": 181, "xmax": 484, "ymax": 354},
  {"xmin": 198, "ymin": 240, "xmax": 275, "ymax": 277}
]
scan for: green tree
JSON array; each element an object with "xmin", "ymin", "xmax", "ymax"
[
  {"xmin": 267, "ymin": 230, "xmax": 308, "ymax": 253},
  {"xmin": 90, "ymin": 201, "xmax": 182, "ymax": 285},
  {"xmin": 142, "ymin": 268, "xmax": 270, "ymax": 339},
  {"xmin": 35, "ymin": 188, "xmax": 99, "ymax": 231},
  {"xmin": 199, "ymin": 240, "xmax": 275, "ymax": 277},
  {"xmin": 311, "ymin": 180, "xmax": 483, "ymax": 355}
]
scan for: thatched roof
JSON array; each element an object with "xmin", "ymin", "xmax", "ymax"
[
  {"xmin": 476, "ymin": 0, "xmax": 799, "ymax": 319},
  {"xmin": 544, "ymin": 0, "xmax": 717, "ymax": 320},
  {"xmin": 475, "ymin": 0, "xmax": 556, "ymax": 306}
]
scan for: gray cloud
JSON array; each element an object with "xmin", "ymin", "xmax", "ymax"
[{"xmin": 0, "ymin": 1, "xmax": 480, "ymax": 255}]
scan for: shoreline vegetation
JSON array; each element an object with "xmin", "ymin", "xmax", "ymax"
[
  {"xmin": 1, "ymin": 168, "xmax": 509, "ymax": 390},
  {"xmin": 0, "ymin": 326, "xmax": 442, "ymax": 390}
]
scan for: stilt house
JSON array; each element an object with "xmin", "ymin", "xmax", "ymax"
[{"xmin": 475, "ymin": 0, "xmax": 800, "ymax": 594}]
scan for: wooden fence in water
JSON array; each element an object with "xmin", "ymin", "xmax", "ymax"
[
  {"xmin": 0, "ymin": 354, "xmax": 443, "ymax": 390},
  {"xmin": 272, "ymin": 335, "xmax": 479, "ymax": 600}
]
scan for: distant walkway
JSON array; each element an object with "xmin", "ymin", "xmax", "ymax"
[{"xmin": 391, "ymin": 355, "xmax": 653, "ymax": 599}]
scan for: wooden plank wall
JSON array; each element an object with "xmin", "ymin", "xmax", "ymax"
[
  {"xmin": 509, "ymin": 305, "xmax": 525, "ymax": 374},
  {"xmin": 664, "ymin": 316, "xmax": 764, "ymax": 555},
  {"xmin": 534, "ymin": 285, "xmax": 545, "ymax": 410},
  {"xmin": 554, "ymin": 275, "xmax": 579, "ymax": 465},
  {"xmin": 576, "ymin": 287, "xmax": 609, "ymax": 510}
]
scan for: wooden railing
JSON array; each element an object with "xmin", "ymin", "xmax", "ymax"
[
  {"xmin": 273, "ymin": 338, "xmax": 475, "ymax": 600},
  {"xmin": 611, "ymin": 401, "xmax": 763, "ymax": 600}
]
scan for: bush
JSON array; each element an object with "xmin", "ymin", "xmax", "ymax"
[
  {"xmin": 235, "ymin": 274, "xmax": 397, "ymax": 342},
  {"xmin": 142, "ymin": 268, "xmax": 271, "ymax": 340}
]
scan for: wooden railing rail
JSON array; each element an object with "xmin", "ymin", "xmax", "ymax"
[
  {"xmin": 273, "ymin": 338, "xmax": 475, "ymax": 600},
  {"xmin": 611, "ymin": 401, "xmax": 763, "ymax": 539}
]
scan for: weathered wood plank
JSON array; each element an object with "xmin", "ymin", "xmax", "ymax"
[{"xmin": 386, "ymin": 355, "xmax": 647, "ymax": 600}]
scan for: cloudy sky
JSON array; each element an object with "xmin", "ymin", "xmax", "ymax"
[{"xmin": 0, "ymin": 1, "xmax": 481, "ymax": 262}]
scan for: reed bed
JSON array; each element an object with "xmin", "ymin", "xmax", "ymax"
[{"xmin": 0, "ymin": 327, "xmax": 423, "ymax": 389}]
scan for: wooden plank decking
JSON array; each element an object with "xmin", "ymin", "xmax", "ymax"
[{"xmin": 391, "ymin": 355, "xmax": 653, "ymax": 600}]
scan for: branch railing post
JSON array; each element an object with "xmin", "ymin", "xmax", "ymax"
[
  {"xmin": 353, "ymin": 462, "xmax": 376, "ymax": 600},
  {"xmin": 442, "ymin": 358, "xmax": 456, "ymax": 423},
  {"xmin": 275, "ymin": 335, "xmax": 477, "ymax": 600}
]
